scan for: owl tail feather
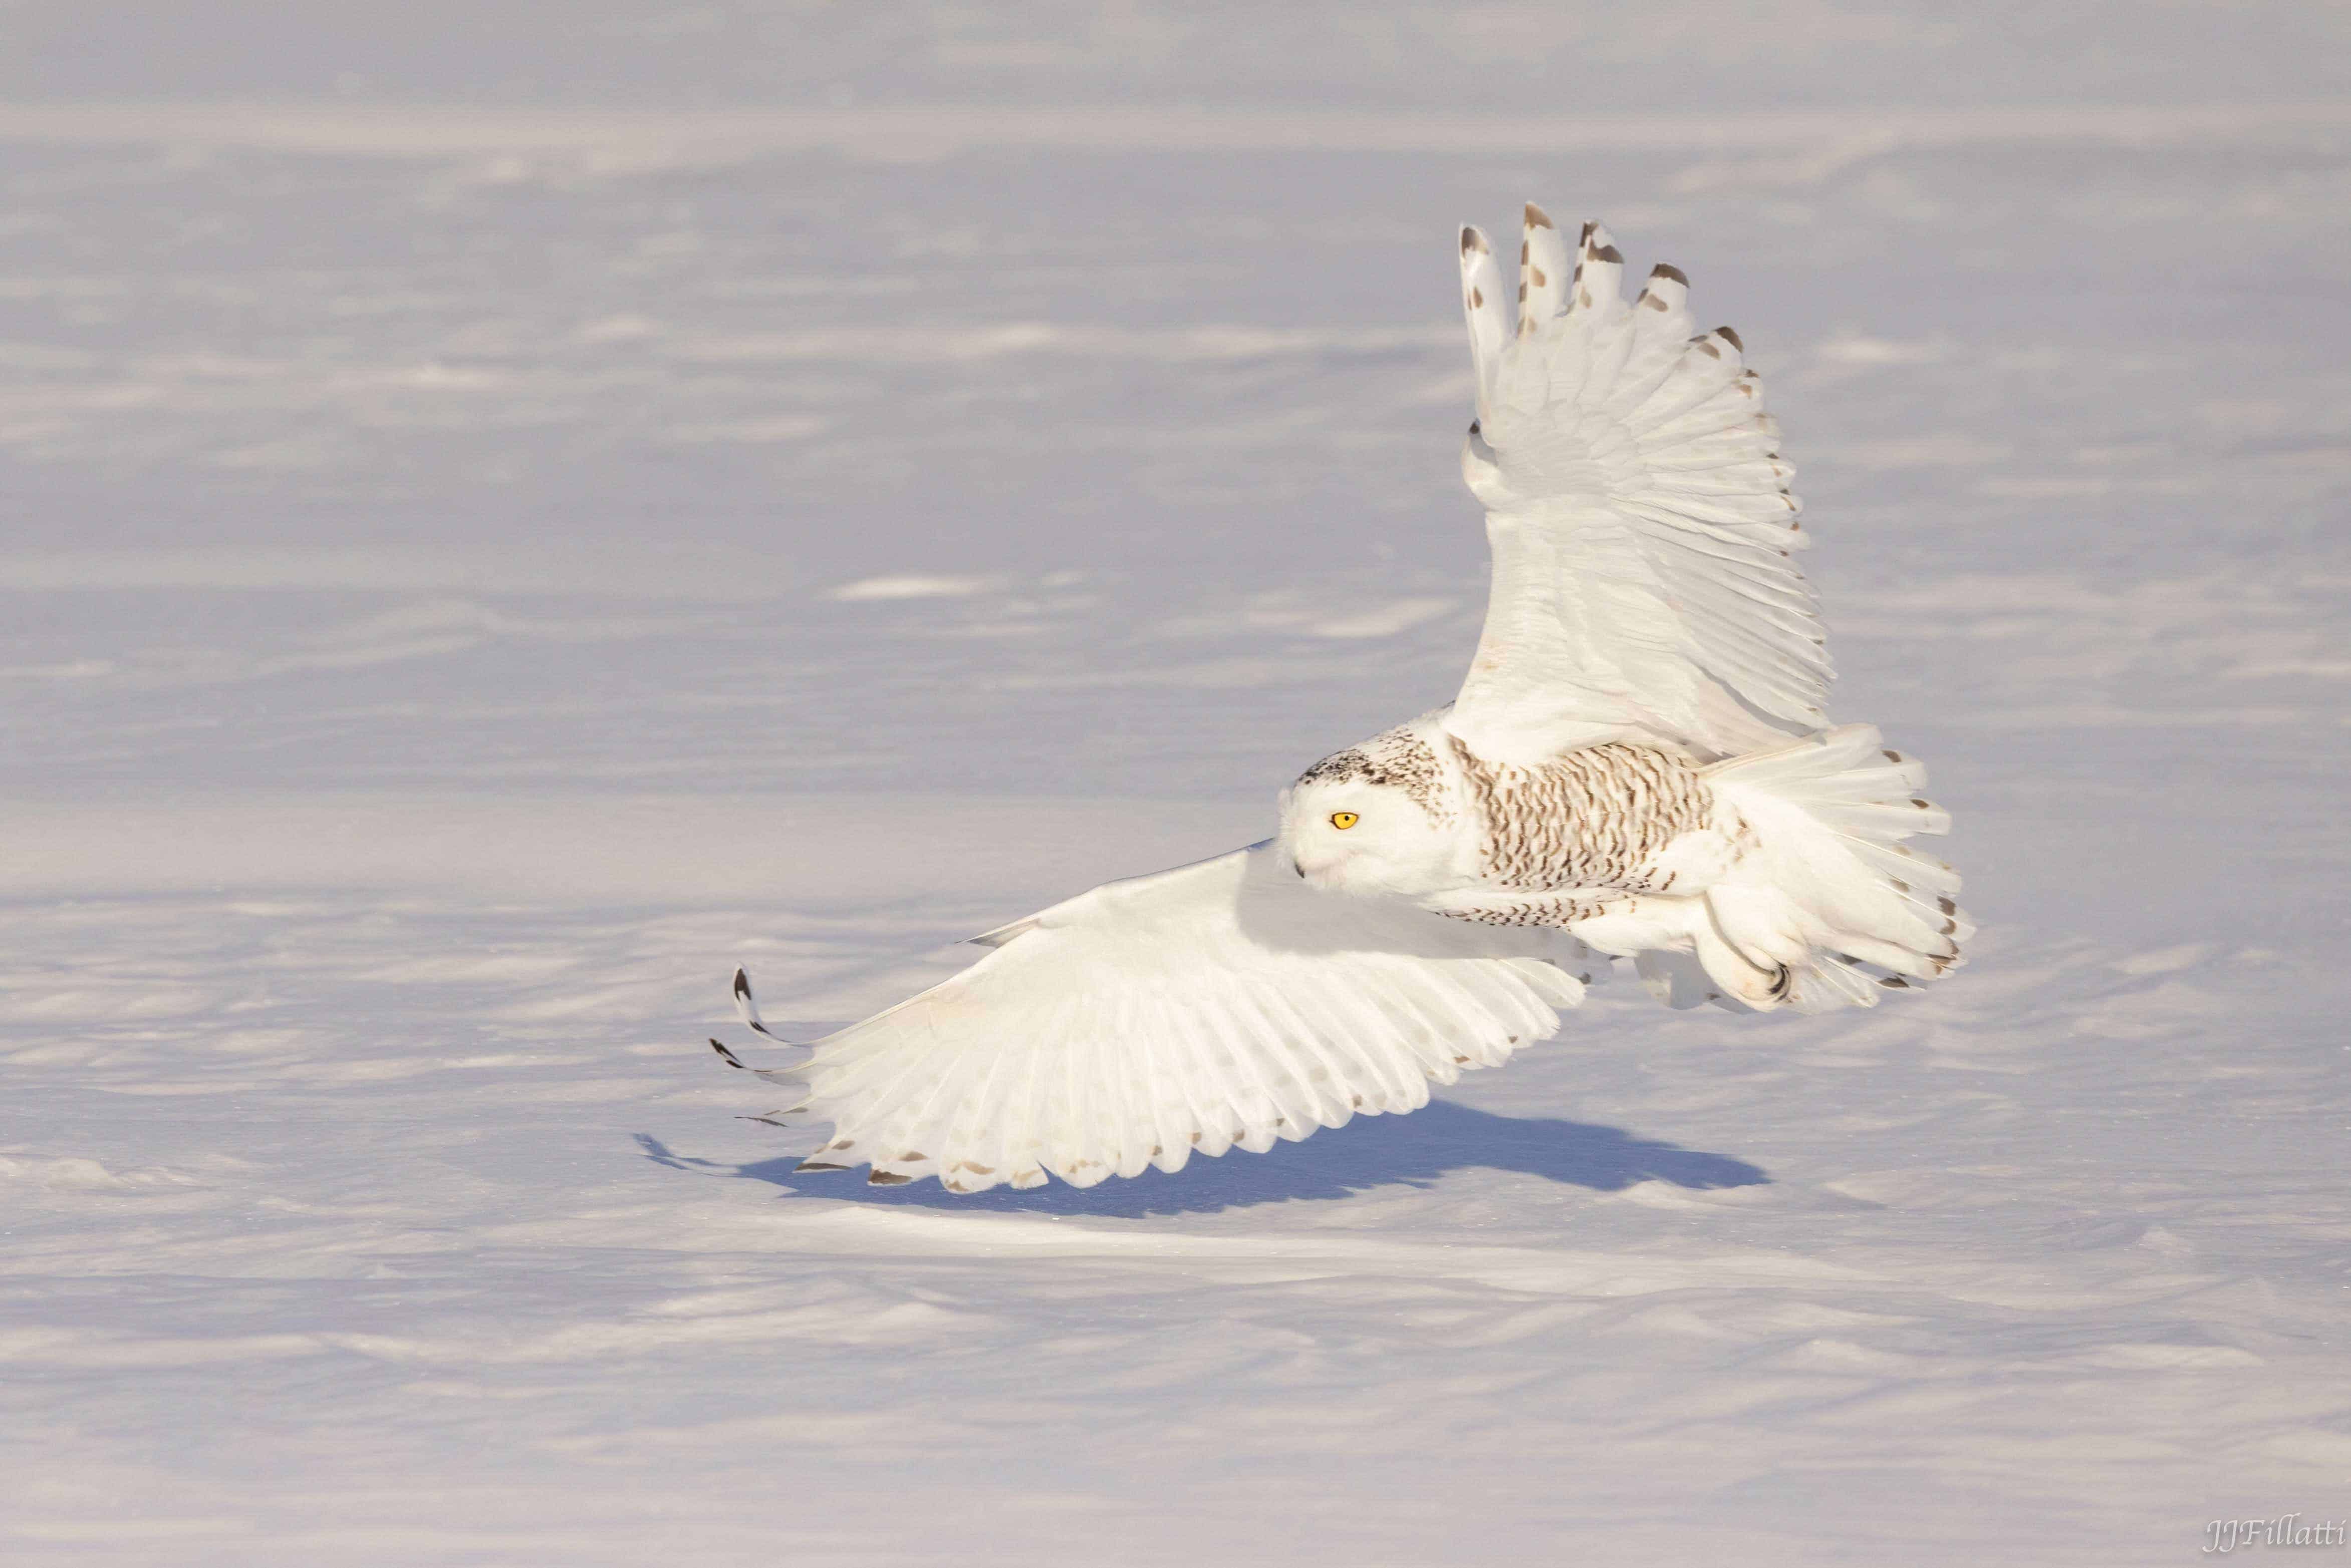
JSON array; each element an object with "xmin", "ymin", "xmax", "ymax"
[{"xmin": 1688, "ymin": 724, "xmax": 1968, "ymax": 1013}]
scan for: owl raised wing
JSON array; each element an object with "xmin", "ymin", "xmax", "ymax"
[{"xmin": 1447, "ymin": 207, "xmax": 1825, "ymax": 765}]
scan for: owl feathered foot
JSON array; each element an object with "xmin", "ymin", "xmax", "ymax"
[{"xmin": 1695, "ymin": 726, "xmax": 1967, "ymax": 1011}]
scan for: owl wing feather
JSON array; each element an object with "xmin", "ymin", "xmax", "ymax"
[
  {"xmin": 728, "ymin": 843, "xmax": 1587, "ymax": 1192},
  {"xmin": 1449, "ymin": 208, "xmax": 1826, "ymax": 764}
]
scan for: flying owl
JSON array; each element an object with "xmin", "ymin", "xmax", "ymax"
[{"xmin": 707, "ymin": 206, "xmax": 1968, "ymax": 1193}]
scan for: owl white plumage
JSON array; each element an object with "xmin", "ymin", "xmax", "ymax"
[{"xmin": 709, "ymin": 205, "xmax": 1967, "ymax": 1193}]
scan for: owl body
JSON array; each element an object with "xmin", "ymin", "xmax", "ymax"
[{"xmin": 1277, "ymin": 711, "xmax": 1752, "ymax": 930}]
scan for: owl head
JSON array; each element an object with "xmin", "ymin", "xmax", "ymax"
[{"xmin": 1276, "ymin": 731, "xmax": 1460, "ymax": 898}]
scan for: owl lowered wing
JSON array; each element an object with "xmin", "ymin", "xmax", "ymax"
[
  {"xmin": 1449, "ymin": 207, "xmax": 1826, "ymax": 764},
  {"xmin": 724, "ymin": 844, "xmax": 1588, "ymax": 1193}
]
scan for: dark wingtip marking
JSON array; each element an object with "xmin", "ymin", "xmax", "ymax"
[
  {"xmin": 1524, "ymin": 201, "xmax": 1554, "ymax": 229},
  {"xmin": 732, "ymin": 967, "xmax": 751, "ymax": 1000},
  {"xmin": 1939, "ymin": 896, "xmax": 1958, "ymax": 915},
  {"xmin": 1716, "ymin": 325, "xmax": 1744, "ymax": 351},
  {"xmin": 1650, "ymin": 262, "xmax": 1688, "ymax": 286},
  {"xmin": 1590, "ymin": 243, "xmax": 1623, "ymax": 265},
  {"xmin": 868, "ymin": 1171, "xmax": 914, "ymax": 1186},
  {"xmin": 709, "ymin": 1038, "xmax": 746, "ymax": 1070},
  {"xmin": 794, "ymin": 1160, "xmax": 849, "ymax": 1173},
  {"xmin": 1460, "ymin": 225, "xmax": 1484, "ymax": 255},
  {"xmin": 1879, "ymin": 976, "xmax": 1912, "ymax": 989}
]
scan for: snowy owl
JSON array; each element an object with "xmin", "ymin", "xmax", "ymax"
[{"xmin": 708, "ymin": 205, "xmax": 1967, "ymax": 1193}]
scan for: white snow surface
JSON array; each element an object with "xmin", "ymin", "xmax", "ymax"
[{"xmin": 6, "ymin": 7, "xmax": 2351, "ymax": 1562}]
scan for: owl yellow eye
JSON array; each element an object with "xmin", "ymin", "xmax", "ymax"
[{"xmin": 1330, "ymin": 811, "xmax": 1359, "ymax": 830}]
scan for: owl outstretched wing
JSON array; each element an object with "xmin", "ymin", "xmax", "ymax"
[
  {"xmin": 1447, "ymin": 207, "xmax": 1825, "ymax": 765},
  {"xmin": 714, "ymin": 843, "xmax": 1588, "ymax": 1193}
]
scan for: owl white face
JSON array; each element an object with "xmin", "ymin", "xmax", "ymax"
[{"xmin": 1277, "ymin": 773, "xmax": 1456, "ymax": 899}]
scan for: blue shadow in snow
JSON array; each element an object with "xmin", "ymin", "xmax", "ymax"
[{"xmin": 635, "ymin": 1099, "xmax": 1768, "ymax": 1219}]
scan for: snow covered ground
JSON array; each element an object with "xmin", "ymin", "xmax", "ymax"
[{"xmin": 4, "ymin": 6, "xmax": 2349, "ymax": 1562}]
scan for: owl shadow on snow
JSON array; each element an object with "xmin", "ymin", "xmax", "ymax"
[{"xmin": 635, "ymin": 1099, "xmax": 1767, "ymax": 1219}]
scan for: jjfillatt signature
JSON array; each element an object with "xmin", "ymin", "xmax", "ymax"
[{"xmin": 2204, "ymin": 1516, "xmax": 2348, "ymax": 1554}]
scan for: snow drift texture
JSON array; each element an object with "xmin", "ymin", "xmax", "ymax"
[{"xmin": 3, "ymin": 4, "xmax": 2348, "ymax": 1563}]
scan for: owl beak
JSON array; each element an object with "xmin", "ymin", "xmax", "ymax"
[{"xmin": 1292, "ymin": 854, "xmax": 1342, "ymax": 888}]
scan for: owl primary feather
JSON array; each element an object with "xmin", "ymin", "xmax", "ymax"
[{"xmin": 708, "ymin": 204, "xmax": 1968, "ymax": 1193}]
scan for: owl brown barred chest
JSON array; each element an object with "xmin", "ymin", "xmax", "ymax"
[{"xmin": 1447, "ymin": 737, "xmax": 1725, "ymax": 894}]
